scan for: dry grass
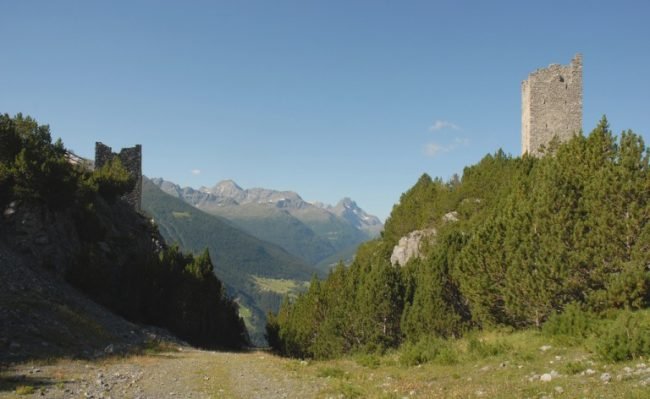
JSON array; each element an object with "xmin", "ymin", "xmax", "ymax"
[
  {"xmin": 14, "ymin": 385, "xmax": 35, "ymax": 395},
  {"xmin": 269, "ymin": 329, "xmax": 650, "ymax": 398},
  {"xmin": 3, "ymin": 331, "xmax": 649, "ymax": 398}
]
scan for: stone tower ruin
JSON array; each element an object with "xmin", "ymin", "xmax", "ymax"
[
  {"xmin": 521, "ymin": 54, "xmax": 583, "ymax": 156},
  {"xmin": 95, "ymin": 142, "xmax": 142, "ymax": 212}
]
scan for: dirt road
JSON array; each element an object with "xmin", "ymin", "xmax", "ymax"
[{"xmin": 0, "ymin": 348, "xmax": 327, "ymax": 399}]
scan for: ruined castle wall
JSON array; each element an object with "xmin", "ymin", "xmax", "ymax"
[
  {"xmin": 95, "ymin": 142, "xmax": 142, "ymax": 212},
  {"xmin": 522, "ymin": 54, "xmax": 583, "ymax": 156}
]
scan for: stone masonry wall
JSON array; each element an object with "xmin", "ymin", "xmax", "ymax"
[
  {"xmin": 522, "ymin": 54, "xmax": 582, "ymax": 156},
  {"xmin": 95, "ymin": 142, "xmax": 142, "ymax": 212}
]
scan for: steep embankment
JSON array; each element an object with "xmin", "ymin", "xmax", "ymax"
[{"xmin": 0, "ymin": 201, "xmax": 170, "ymax": 363}]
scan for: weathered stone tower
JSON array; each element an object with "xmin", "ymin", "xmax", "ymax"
[
  {"xmin": 95, "ymin": 142, "xmax": 142, "ymax": 212},
  {"xmin": 522, "ymin": 54, "xmax": 583, "ymax": 156}
]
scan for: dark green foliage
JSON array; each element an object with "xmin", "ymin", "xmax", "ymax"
[
  {"xmin": 455, "ymin": 216, "xmax": 511, "ymax": 326},
  {"xmin": 401, "ymin": 232, "xmax": 470, "ymax": 341},
  {"xmin": 0, "ymin": 162, "xmax": 12, "ymax": 206},
  {"xmin": 562, "ymin": 361, "xmax": 588, "ymax": 375},
  {"xmin": 382, "ymin": 174, "xmax": 448, "ymax": 246},
  {"xmin": 352, "ymin": 258, "xmax": 404, "ymax": 350},
  {"xmin": 264, "ymin": 311, "xmax": 283, "ymax": 352},
  {"xmin": 596, "ymin": 310, "xmax": 650, "ymax": 361},
  {"xmin": 67, "ymin": 243, "xmax": 249, "ymax": 349},
  {"xmin": 0, "ymin": 113, "xmax": 78, "ymax": 208},
  {"xmin": 267, "ymin": 251, "xmax": 404, "ymax": 359},
  {"xmin": 542, "ymin": 303, "xmax": 596, "ymax": 340},
  {"xmin": 88, "ymin": 157, "xmax": 135, "ymax": 202},
  {"xmin": 466, "ymin": 337, "xmax": 511, "ymax": 359},
  {"xmin": 399, "ymin": 336, "xmax": 457, "ymax": 366},
  {"xmin": 141, "ymin": 178, "xmax": 317, "ymax": 344},
  {"xmin": 269, "ymin": 116, "xmax": 650, "ymax": 359},
  {"xmin": 0, "ymin": 113, "xmax": 248, "ymax": 349},
  {"xmin": 354, "ymin": 353, "xmax": 381, "ymax": 368}
]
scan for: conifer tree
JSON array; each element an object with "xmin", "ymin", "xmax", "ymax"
[
  {"xmin": 455, "ymin": 217, "xmax": 510, "ymax": 326},
  {"xmin": 352, "ymin": 259, "xmax": 404, "ymax": 350},
  {"xmin": 269, "ymin": 117, "xmax": 650, "ymax": 358},
  {"xmin": 401, "ymin": 232, "xmax": 468, "ymax": 340}
]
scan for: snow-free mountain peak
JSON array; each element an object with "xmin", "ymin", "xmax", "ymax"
[
  {"xmin": 148, "ymin": 177, "xmax": 384, "ymax": 266},
  {"xmin": 332, "ymin": 197, "xmax": 383, "ymax": 235},
  {"xmin": 208, "ymin": 180, "xmax": 246, "ymax": 201}
]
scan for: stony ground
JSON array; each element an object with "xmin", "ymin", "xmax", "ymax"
[
  {"xmin": 0, "ymin": 348, "xmax": 326, "ymax": 399},
  {"xmin": 2, "ymin": 341, "xmax": 650, "ymax": 399}
]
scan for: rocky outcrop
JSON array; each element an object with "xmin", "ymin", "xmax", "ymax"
[
  {"xmin": 390, "ymin": 228, "xmax": 436, "ymax": 266},
  {"xmin": 442, "ymin": 211, "xmax": 459, "ymax": 223}
]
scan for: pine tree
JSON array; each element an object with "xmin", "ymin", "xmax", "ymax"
[
  {"xmin": 401, "ymin": 232, "xmax": 469, "ymax": 341},
  {"xmin": 455, "ymin": 216, "xmax": 509, "ymax": 326}
]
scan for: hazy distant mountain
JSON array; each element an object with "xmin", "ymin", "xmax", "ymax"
[
  {"xmin": 317, "ymin": 197, "xmax": 384, "ymax": 238},
  {"xmin": 141, "ymin": 178, "xmax": 318, "ymax": 343},
  {"xmin": 149, "ymin": 178, "xmax": 383, "ymax": 265}
]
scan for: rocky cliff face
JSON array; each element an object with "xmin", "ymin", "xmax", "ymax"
[
  {"xmin": 389, "ymin": 228, "xmax": 436, "ymax": 267},
  {"xmin": 389, "ymin": 211, "xmax": 461, "ymax": 266}
]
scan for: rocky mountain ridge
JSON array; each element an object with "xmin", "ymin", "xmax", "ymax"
[
  {"xmin": 141, "ymin": 178, "xmax": 319, "ymax": 344},
  {"xmin": 152, "ymin": 178, "xmax": 382, "ymax": 235},
  {"xmin": 318, "ymin": 197, "xmax": 383, "ymax": 237},
  {"xmin": 149, "ymin": 177, "xmax": 383, "ymax": 266}
]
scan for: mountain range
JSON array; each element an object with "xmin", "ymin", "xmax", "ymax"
[
  {"xmin": 149, "ymin": 178, "xmax": 383, "ymax": 267},
  {"xmin": 142, "ymin": 177, "xmax": 382, "ymax": 343},
  {"xmin": 141, "ymin": 178, "xmax": 319, "ymax": 343}
]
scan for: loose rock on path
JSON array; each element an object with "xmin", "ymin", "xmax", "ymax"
[{"xmin": 0, "ymin": 348, "xmax": 326, "ymax": 399}]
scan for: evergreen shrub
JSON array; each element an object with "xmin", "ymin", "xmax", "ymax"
[
  {"xmin": 542, "ymin": 303, "xmax": 596, "ymax": 340},
  {"xmin": 596, "ymin": 310, "xmax": 650, "ymax": 362},
  {"xmin": 354, "ymin": 353, "xmax": 381, "ymax": 369},
  {"xmin": 399, "ymin": 336, "xmax": 458, "ymax": 366},
  {"xmin": 466, "ymin": 336, "xmax": 512, "ymax": 359},
  {"xmin": 90, "ymin": 158, "xmax": 135, "ymax": 202}
]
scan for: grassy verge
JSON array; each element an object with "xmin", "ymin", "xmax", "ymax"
[{"xmin": 275, "ymin": 329, "xmax": 650, "ymax": 398}]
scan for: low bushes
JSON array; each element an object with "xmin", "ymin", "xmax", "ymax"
[
  {"xmin": 543, "ymin": 304, "xmax": 650, "ymax": 362},
  {"xmin": 596, "ymin": 310, "xmax": 650, "ymax": 361}
]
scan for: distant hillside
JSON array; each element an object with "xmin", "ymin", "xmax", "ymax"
[
  {"xmin": 314, "ymin": 243, "xmax": 359, "ymax": 272},
  {"xmin": 149, "ymin": 178, "xmax": 383, "ymax": 266},
  {"xmin": 141, "ymin": 178, "xmax": 319, "ymax": 343}
]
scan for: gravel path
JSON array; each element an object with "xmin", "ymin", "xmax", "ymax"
[{"xmin": 0, "ymin": 348, "xmax": 326, "ymax": 399}]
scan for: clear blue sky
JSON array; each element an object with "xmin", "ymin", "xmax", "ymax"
[{"xmin": 2, "ymin": 1, "xmax": 649, "ymax": 220}]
